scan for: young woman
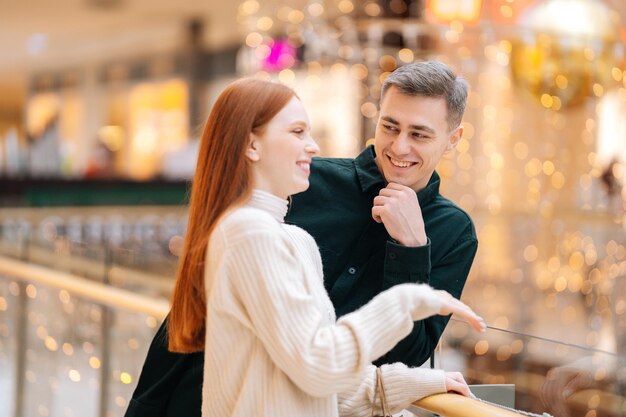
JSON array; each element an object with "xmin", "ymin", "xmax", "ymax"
[{"xmin": 167, "ymin": 78, "xmax": 485, "ymax": 416}]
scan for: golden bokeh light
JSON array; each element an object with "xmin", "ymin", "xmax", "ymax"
[
  {"xmin": 337, "ymin": 0, "xmax": 354, "ymax": 14},
  {"xmin": 398, "ymin": 48, "xmax": 414, "ymax": 63},
  {"xmin": 256, "ymin": 17, "xmax": 273, "ymax": 31},
  {"xmin": 307, "ymin": 2, "xmax": 324, "ymax": 16},
  {"xmin": 475, "ymin": 340, "xmax": 489, "ymax": 355},
  {"xmin": 120, "ymin": 372, "xmax": 133, "ymax": 385},
  {"xmin": 364, "ymin": 2, "xmax": 381, "ymax": 17},
  {"xmin": 68, "ymin": 370, "xmax": 81, "ymax": 382},
  {"xmin": 89, "ymin": 356, "xmax": 101, "ymax": 369}
]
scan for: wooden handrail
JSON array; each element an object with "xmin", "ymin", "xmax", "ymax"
[
  {"xmin": 0, "ymin": 255, "xmax": 170, "ymax": 320},
  {"xmin": 411, "ymin": 393, "xmax": 533, "ymax": 416}
]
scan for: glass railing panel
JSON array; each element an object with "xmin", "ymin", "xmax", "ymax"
[
  {"xmin": 108, "ymin": 244, "xmax": 176, "ymax": 299},
  {"xmin": 20, "ymin": 279, "xmax": 101, "ymax": 417},
  {"xmin": 0, "ymin": 266, "xmax": 165, "ymax": 417},
  {"xmin": 101, "ymin": 303, "xmax": 163, "ymax": 416},
  {"xmin": 0, "ymin": 277, "xmax": 19, "ymax": 417},
  {"xmin": 439, "ymin": 319, "xmax": 625, "ymax": 417}
]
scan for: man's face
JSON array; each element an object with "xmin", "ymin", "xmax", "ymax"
[{"xmin": 374, "ymin": 86, "xmax": 462, "ymax": 192}]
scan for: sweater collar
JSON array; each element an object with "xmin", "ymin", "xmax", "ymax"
[
  {"xmin": 355, "ymin": 145, "xmax": 440, "ymax": 206},
  {"xmin": 247, "ymin": 189, "xmax": 289, "ymax": 223}
]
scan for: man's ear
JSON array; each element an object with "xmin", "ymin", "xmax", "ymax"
[
  {"xmin": 446, "ymin": 125, "xmax": 463, "ymax": 152},
  {"xmin": 246, "ymin": 133, "xmax": 261, "ymax": 162}
]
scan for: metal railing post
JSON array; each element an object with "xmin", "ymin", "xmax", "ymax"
[
  {"xmin": 98, "ymin": 242, "xmax": 113, "ymax": 417},
  {"xmin": 12, "ymin": 226, "xmax": 30, "ymax": 417}
]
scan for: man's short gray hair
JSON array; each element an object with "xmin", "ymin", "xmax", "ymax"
[{"xmin": 380, "ymin": 61, "xmax": 469, "ymax": 131}]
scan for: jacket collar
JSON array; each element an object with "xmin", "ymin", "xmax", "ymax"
[{"xmin": 355, "ymin": 145, "xmax": 440, "ymax": 206}]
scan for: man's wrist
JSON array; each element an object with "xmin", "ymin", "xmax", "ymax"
[
  {"xmin": 395, "ymin": 234, "xmax": 428, "ymax": 247},
  {"xmin": 385, "ymin": 239, "xmax": 431, "ymax": 282}
]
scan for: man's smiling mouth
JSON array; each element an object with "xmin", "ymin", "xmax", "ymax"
[{"xmin": 388, "ymin": 156, "xmax": 416, "ymax": 168}]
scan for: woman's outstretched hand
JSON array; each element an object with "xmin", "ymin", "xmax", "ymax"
[{"xmin": 434, "ymin": 290, "xmax": 486, "ymax": 333}]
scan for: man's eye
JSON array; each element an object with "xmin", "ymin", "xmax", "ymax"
[{"xmin": 383, "ymin": 124, "xmax": 396, "ymax": 131}]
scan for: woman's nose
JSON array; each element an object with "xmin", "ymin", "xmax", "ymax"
[{"xmin": 305, "ymin": 137, "xmax": 320, "ymax": 155}]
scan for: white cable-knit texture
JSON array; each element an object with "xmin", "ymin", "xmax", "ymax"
[{"xmin": 201, "ymin": 190, "xmax": 448, "ymax": 417}]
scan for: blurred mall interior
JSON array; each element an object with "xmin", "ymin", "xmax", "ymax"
[{"xmin": 0, "ymin": 0, "xmax": 625, "ymax": 416}]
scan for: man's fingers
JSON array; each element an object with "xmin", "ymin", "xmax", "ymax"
[
  {"xmin": 371, "ymin": 207, "xmax": 382, "ymax": 223},
  {"xmin": 378, "ymin": 188, "xmax": 401, "ymax": 197},
  {"xmin": 385, "ymin": 182, "xmax": 411, "ymax": 191},
  {"xmin": 373, "ymin": 195, "xmax": 389, "ymax": 206}
]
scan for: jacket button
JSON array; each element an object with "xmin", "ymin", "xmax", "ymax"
[
  {"xmin": 389, "ymin": 252, "xmax": 397, "ymax": 260},
  {"xmin": 348, "ymin": 267, "xmax": 356, "ymax": 274}
]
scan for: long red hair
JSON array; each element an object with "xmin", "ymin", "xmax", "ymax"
[{"xmin": 168, "ymin": 78, "xmax": 296, "ymax": 352}]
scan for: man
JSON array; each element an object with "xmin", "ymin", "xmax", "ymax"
[
  {"xmin": 290, "ymin": 60, "xmax": 475, "ymax": 367},
  {"xmin": 126, "ymin": 61, "xmax": 477, "ymax": 416}
]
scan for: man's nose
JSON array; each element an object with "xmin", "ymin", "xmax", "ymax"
[{"xmin": 390, "ymin": 134, "xmax": 411, "ymax": 155}]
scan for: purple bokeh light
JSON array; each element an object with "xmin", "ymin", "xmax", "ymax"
[{"xmin": 262, "ymin": 39, "xmax": 297, "ymax": 71}]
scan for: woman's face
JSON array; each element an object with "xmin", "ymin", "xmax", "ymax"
[{"xmin": 249, "ymin": 96, "xmax": 320, "ymax": 199}]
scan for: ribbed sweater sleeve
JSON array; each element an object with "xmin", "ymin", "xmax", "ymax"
[
  {"xmin": 216, "ymin": 214, "xmax": 446, "ymax": 402},
  {"xmin": 337, "ymin": 364, "xmax": 446, "ymax": 416}
]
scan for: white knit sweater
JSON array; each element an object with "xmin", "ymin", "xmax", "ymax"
[{"xmin": 202, "ymin": 190, "xmax": 448, "ymax": 417}]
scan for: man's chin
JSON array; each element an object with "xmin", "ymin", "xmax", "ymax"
[{"xmin": 383, "ymin": 168, "xmax": 414, "ymax": 185}]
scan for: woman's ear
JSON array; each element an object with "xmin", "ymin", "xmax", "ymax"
[{"xmin": 246, "ymin": 133, "xmax": 261, "ymax": 162}]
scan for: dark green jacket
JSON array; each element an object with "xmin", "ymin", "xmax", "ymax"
[
  {"xmin": 289, "ymin": 145, "xmax": 478, "ymax": 366},
  {"xmin": 126, "ymin": 145, "xmax": 477, "ymax": 417}
]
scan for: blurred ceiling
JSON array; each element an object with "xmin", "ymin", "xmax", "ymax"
[
  {"xmin": 1, "ymin": 0, "xmax": 625, "ymax": 106},
  {"xmin": 0, "ymin": 0, "xmax": 239, "ymax": 104}
]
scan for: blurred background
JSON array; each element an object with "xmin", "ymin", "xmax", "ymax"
[{"xmin": 0, "ymin": 1, "xmax": 625, "ymax": 417}]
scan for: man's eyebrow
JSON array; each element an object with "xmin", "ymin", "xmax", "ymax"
[
  {"xmin": 409, "ymin": 124, "xmax": 436, "ymax": 135},
  {"xmin": 380, "ymin": 116, "xmax": 436, "ymax": 135},
  {"xmin": 381, "ymin": 116, "xmax": 400, "ymax": 125}
]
